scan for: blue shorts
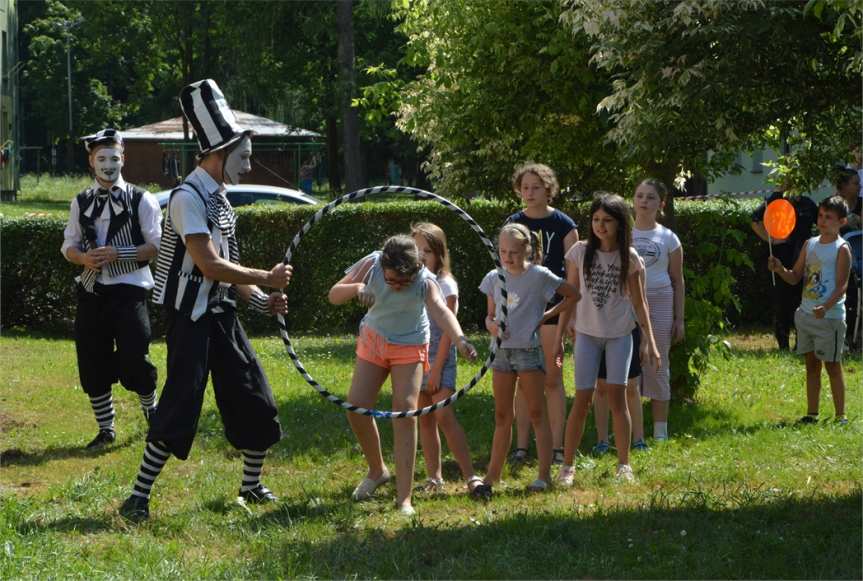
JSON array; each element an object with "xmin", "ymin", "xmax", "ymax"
[
  {"xmin": 598, "ymin": 327, "xmax": 641, "ymax": 380},
  {"xmin": 490, "ymin": 345, "xmax": 545, "ymax": 373},
  {"xmin": 421, "ymin": 344, "xmax": 457, "ymax": 391}
]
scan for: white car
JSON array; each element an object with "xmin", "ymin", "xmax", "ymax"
[{"xmin": 155, "ymin": 184, "xmax": 318, "ymax": 209}]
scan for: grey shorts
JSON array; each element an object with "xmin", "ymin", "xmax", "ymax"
[
  {"xmin": 795, "ymin": 309, "xmax": 846, "ymax": 362},
  {"xmin": 490, "ymin": 345, "xmax": 545, "ymax": 373},
  {"xmin": 421, "ymin": 344, "xmax": 457, "ymax": 391}
]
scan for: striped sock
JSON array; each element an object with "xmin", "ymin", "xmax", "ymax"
[
  {"xmin": 89, "ymin": 393, "xmax": 116, "ymax": 432},
  {"xmin": 240, "ymin": 449, "xmax": 267, "ymax": 492},
  {"xmin": 132, "ymin": 441, "xmax": 170, "ymax": 499},
  {"xmin": 139, "ymin": 391, "xmax": 157, "ymax": 415}
]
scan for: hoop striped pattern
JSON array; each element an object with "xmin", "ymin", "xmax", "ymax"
[{"xmin": 276, "ymin": 186, "xmax": 508, "ymax": 418}]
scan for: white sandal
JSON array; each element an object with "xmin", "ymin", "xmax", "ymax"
[
  {"xmin": 351, "ymin": 470, "xmax": 391, "ymax": 501},
  {"xmin": 557, "ymin": 465, "xmax": 575, "ymax": 487}
]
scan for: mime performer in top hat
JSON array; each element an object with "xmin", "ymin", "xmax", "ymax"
[{"xmin": 120, "ymin": 79, "xmax": 292, "ymax": 522}]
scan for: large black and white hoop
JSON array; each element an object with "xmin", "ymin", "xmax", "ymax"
[{"xmin": 276, "ymin": 186, "xmax": 508, "ymax": 418}]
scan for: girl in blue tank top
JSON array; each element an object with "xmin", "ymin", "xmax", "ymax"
[{"xmin": 328, "ymin": 235, "xmax": 477, "ymax": 516}]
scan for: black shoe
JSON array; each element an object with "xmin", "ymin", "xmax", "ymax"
[
  {"xmin": 86, "ymin": 429, "xmax": 116, "ymax": 449},
  {"xmin": 238, "ymin": 484, "xmax": 278, "ymax": 504},
  {"xmin": 552, "ymin": 448, "xmax": 565, "ymax": 465},
  {"xmin": 119, "ymin": 495, "xmax": 149, "ymax": 523},
  {"xmin": 797, "ymin": 414, "xmax": 819, "ymax": 425},
  {"xmin": 509, "ymin": 448, "xmax": 528, "ymax": 464}
]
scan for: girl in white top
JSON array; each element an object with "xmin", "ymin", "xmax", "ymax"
[
  {"xmin": 411, "ymin": 223, "xmax": 483, "ymax": 496},
  {"xmin": 557, "ymin": 194, "xmax": 660, "ymax": 485},
  {"xmin": 593, "ymin": 179, "xmax": 685, "ymax": 447}
]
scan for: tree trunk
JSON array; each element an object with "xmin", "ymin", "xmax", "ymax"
[
  {"xmin": 326, "ymin": 115, "xmax": 341, "ymax": 195},
  {"xmin": 336, "ymin": 0, "xmax": 364, "ymax": 192}
]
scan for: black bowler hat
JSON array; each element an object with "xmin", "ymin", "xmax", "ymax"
[{"xmin": 82, "ymin": 128, "xmax": 123, "ymax": 152}]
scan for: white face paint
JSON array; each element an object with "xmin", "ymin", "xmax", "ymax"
[
  {"xmin": 223, "ymin": 136, "xmax": 252, "ymax": 185},
  {"xmin": 91, "ymin": 147, "xmax": 124, "ymax": 184}
]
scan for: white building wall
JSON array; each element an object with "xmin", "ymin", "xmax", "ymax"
[{"xmin": 708, "ymin": 148, "xmax": 833, "ymax": 201}]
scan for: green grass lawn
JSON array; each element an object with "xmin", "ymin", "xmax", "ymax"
[
  {"xmin": 0, "ymin": 175, "xmax": 163, "ymax": 219},
  {"xmin": 0, "ymin": 330, "xmax": 860, "ymax": 578}
]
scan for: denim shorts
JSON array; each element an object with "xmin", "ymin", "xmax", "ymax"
[
  {"xmin": 490, "ymin": 345, "xmax": 545, "ymax": 373},
  {"xmin": 421, "ymin": 344, "xmax": 457, "ymax": 391}
]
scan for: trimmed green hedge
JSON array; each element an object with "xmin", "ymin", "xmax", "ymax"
[{"xmin": 1, "ymin": 198, "xmax": 771, "ymax": 333}]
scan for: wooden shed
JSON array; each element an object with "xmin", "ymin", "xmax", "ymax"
[{"xmin": 119, "ymin": 112, "xmax": 323, "ymax": 189}]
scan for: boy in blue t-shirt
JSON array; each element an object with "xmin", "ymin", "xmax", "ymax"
[{"xmin": 769, "ymin": 196, "xmax": 852, "ymax": 425}]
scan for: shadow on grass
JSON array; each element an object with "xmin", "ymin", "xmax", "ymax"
[
  {"xmin": 195, "ymin": 383, "xmax": 503, "ymax": 463},
  {"xmin": 17, "ymin": 516, "xmax": 112, "ymax": 535},
  {"xmin": 251, "ymin": 491, "xmax": 862, "ymax": 579},
  {"xmin": 0, "ymin": 434, "xmax": 137, "ymax": 467}
]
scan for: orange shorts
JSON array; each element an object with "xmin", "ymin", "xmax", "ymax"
[{"xmin": 356, "ymin": 325, "xmax": 430, "ymax": 372}]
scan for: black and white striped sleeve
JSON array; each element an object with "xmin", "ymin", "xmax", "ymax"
[{"xmin": 249, "ymin": 290, "xmax": 270, "ymax": 314}]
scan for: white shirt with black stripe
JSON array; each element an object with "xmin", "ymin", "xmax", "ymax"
[
  {"xmin": 61, "ymin": 177, "xmax": 162, "ymax": 289},
  {"xmin": 153, "ymin": 167, "xmax": 239, "ymax": 321}
]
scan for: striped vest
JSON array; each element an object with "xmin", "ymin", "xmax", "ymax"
[
  {"xmin": 152, "ymin": 180, "xmax": 240, "ymax": 321},
  {"xmin": 76, "ymin": 185, "xmax": 148, "ymax": 292}
]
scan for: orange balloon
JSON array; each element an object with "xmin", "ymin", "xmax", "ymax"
[{"xmin": 764, "ymin": 199, "xmax": 797, "ymax": 240}]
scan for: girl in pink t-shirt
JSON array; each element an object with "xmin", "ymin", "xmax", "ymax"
[{"xmin": 557, "ymin": 194, "xmax": 660, "ymax": 485}]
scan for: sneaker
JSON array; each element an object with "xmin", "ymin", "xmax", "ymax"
[
  {"xmin": 526, "ymin": 479, "xmax": 549, "ymax": 493},
  {"xmin": 615, "ymin": 464, "xmax": 635, "ymax": 482},
  {"xmin": 632, "ymin": 439, "xmax": 649, "ymax": 451},
  {"xmin": 836, "ymin": 416, "xmax": 849, "ymax": 426},
  {"xmin": 86, "ymin": 429, "xmax": 116, "ymax": 449},
  {"xmin": 591, "ymin": 441, "xmax": 610, "ymax": 456},
  {"xmin": 119, "ymin": 494, "xmax": 149, "ymax": 523},
  {"xmin": 238, "ymin": 484, "xmax": 278, "ymax": 504},
  {"xmin": 509, "ymin": 448, "xmax": 528, "ymax": 464},
  {"xmin": 552, "ymin": 448, "xmax": 565, "ymax": 465},
  {"xmin": 557, "ymin": 465, "xmax": 575, "ymax": 487},
  {"xmin": 797, "ymin": 414, "xmax": 819, "ymax": 425},
  {"xmin": 351, "ymin": 470, "xmax": 391, "ymax": 501}
]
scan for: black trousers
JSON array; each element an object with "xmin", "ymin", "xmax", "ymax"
[
  {"xmin": 846, "ymin": 274, "xmax": 859, "ymax": 347},
  {"xmin": 74, "ymin": 283, "xmax": 157, "ymax": 398},
  {"xmin": 147, "ymin": 307, "xmax": 282, "ymax": 460},
  {"xmin": 773, "ymin": 279, "xmax": 802, "ymax": 350}
]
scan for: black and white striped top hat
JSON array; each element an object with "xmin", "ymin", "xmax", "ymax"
[
  {"xmin": 82, "ymin": 128, "xmax": 123, "ymax": 152},
  {"xmin": 179, "ymin": 79, "xmax": 251, "ymax": 156}
]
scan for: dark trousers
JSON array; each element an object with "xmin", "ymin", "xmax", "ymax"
[
  {"xmin": 847, "ymin": 275, "xmax": 859, "ymax": 348},
  {"xmin": 74, "ymin": 283, "xmax": 157, "ymax": 398},
  {"xmin": 773, "ymin": 279, "xmax": 802, "ymax": 350},
  {"xmin": 147, "ymin": 307, "xmax": 282, "ymax": 460}
]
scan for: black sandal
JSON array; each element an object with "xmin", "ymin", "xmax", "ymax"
[{"xmin": 470, "ymin": 482, "xmax": 493, "ymax": 501}]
